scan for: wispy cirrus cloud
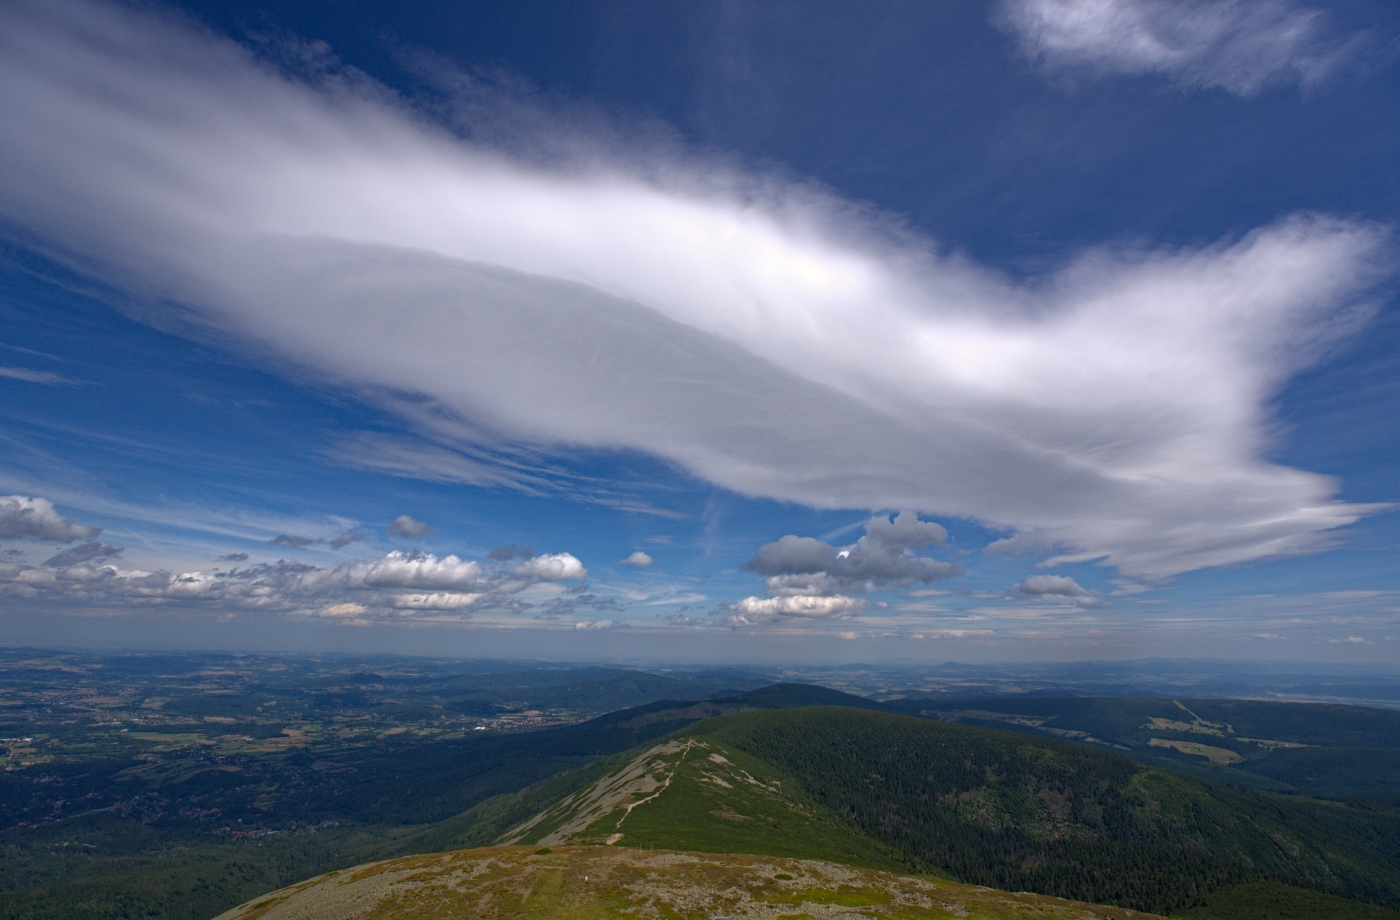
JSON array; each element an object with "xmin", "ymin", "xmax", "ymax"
[
  {"xmin": 0, "ymin": 0, "xmax": 1391, "ymax": 583},
  {"xmin": 0, "ymin": 366, "xmax": 80, "ymax": 386},
  {"xmin": 330, "ymin": 432, "xmax": 684, "ymax": 518},
  {"xmin": 998, "ymin": 0, "xmax": 1364, "ymax": 96}
]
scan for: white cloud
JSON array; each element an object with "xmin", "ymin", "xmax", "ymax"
[
  {"xmin": 763, "ymin": 573, "xmax": 846, "ymax": 597},
  {"xmin": 330, "ymin": 432, "xmax": 544, "ymax": 493},
  {"xmin": 0, "ymin": 1, "xmax": 1390, "ymax": 580},
  {"xmin": 513, "ymin": 552, "xmax": 587, "ymax": 581},
  {"xmin": 0, "ymin": 496, "xmax": 101, "ymax": 543},
  {"xmin": 0, "ymin": 546, "xmax": 584, "ymax": 621},
  {"xmin": 618, "ymin": 551, "xmax": 653, "ymax": 567},
  {"xmin": 352, "ymin": 550, "xmax": 483, "ymax": 590},
  {"xmin": 1010, "ymin": 574, "xmax": 1098, "ymax": 598},
  {"xmin": 318, "ymin": 602, "xmax": 368, "ymax": 618},
  {"xmin": 388, "ymin": 514, "xmax": 431, "ymax": 539},
  {"xmin": 1328, "ymin": 635, "xmax": 1371, "ymax": 644},
  {"xmin": 726, "ymin": 594, "xmax": 868, "ymax": 626},
  {"xmin": 574, "ymin": 619, "xmax": 616, "ymax": 630},
  {"xmin": 999, "ymin": 0, "xmax": 1357, "ymax": 96},
  {"xmin": 388, "ymin": 591, "xmax": 483, "ymax": 610},
  {"xmin": 744, "ymin": 512, "xmax": 961, "ymax": 594},
  {"xmin": 0, "ymin": 366, "xmax": 78, "ymax": 385}
]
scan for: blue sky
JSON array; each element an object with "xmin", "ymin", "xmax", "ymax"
[{"xmin": 0, "ymin": 0, "xmax": 1397, "ymax": 663}]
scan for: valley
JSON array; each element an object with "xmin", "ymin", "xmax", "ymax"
[{"xmin": 2, "ymin": 651, "xmax": 1399, "ymax": 920}]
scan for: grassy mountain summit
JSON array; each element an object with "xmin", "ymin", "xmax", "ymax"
[
  {"xmin": 500, "ymin": 705, "xmax": 1400, "ymax": 917},
  {"xmin": 213, "ymin": 845, "xmax": 1170, "ymax": 920}
]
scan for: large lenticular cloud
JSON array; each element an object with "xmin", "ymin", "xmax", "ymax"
[{"xmin": 0, "ymin": 0, "xmax": 1389, "ymax": 580}]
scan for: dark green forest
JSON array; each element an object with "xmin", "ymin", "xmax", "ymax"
[
  {"xmin": 688, "ymin": 707, "xmax": 1400, "ymax": 916},
  {"xmin": 887, "ymin": 695, "xmax": 1400, "ymax": 800}
]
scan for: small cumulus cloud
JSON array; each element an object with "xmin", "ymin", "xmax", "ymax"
[
  {"xmin": 1009, "ymin": 574, "xmax": 1100, "ymax": 602},
  {"xmin": 574, "ymin": 619, "xmax": 617, "ymax": 630},
  {"xmin": 388, "ymin": 515, "xmax": 431, "ymax": 539},
  {"xmin": 330, "ymin": 531, "xmax": 364, "ymax": 550},
  {"xmin": 727, "ymin": 511, "xmax": 957, "ymax": 627},
  {"xmin": 998, "ymin": 0, "xmax": 1360, "ymax": 96},
  {"xmin": 0, "ymin": 496, "xmax": 101, "ymax": 543},
  {"xmin": 269, "ymin": 534, "xmax": 314, "ymax": 547},
  {"xmin": 514, "ymin": 552, "xmax": 587, "ymax": 582},
  {"xmin": 1253, "ymin": 633, "xmax": 1286, "ymax": 640},
  {"xmin": 43, "ymin": 542, "xmax": 122, "ymax": 567},
  {"xmin": 1328, "ymin": 636, "xmax": 1371, "ymax": 644},
  {"xmin": 354, "ymin": 550, "xmax": 484, "ymax": 590},
  {"xmin": 743, "ymin": 512, "xmax": 961, "ymax": 597},
  {"xmin": 217, "ymin": 552, "xmax": 249, "ymax": 562},
  {"xmin": 618, "ymin": 551, "xmax": 653, "ymax": 568},
  {"xmin": 724, "ymin": 594, "xmax": 867, "ymax": 627}
]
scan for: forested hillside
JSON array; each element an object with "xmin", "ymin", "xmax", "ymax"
[
  {"xmin": 889, "ymin": 695, "xmax": 1400, "ymax": 800},
  {"xmin": 678, "ymin": 707, "xmax": 1400, "ymax": 915}
]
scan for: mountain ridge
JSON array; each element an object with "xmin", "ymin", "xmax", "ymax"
[{"xmin": 492, "ymin": 703, "xmax": 1400, "ymax": 917}]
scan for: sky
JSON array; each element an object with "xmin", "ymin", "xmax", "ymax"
[{"xmin": 0, "ymin": 0, "xmax": 1398, "ymax": 664}]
